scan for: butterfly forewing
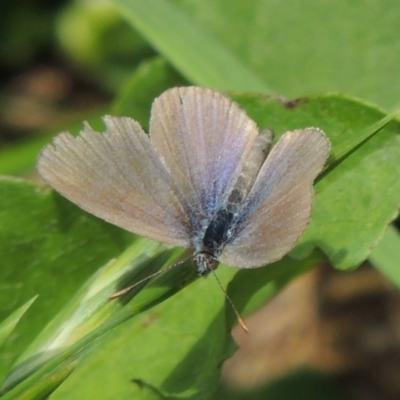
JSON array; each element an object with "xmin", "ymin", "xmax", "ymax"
[
  {"xmin": 149, "ymin": 87, "xmax": 259, "ymax": 222},
  {"xmin": 219, "ymin": 129, "xmax": 330, "ymax": 268},
  {"xmin": 37, "ymin": 116, "xmax": 191, "ymax": 247}
]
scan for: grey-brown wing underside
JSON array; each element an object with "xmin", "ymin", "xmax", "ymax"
[
  {"xmin": 37, "ymin": 116, "xmax": 191, "ymax": 247},
  {"xmin": 149, "ymin": 87, "xmax": 260, "ymax": 224},
  {"xmin": 219, "ymin": 128, "xmax": 330, "ymax": 268}
]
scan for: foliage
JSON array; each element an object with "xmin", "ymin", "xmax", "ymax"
[{"xmin": 1, "ymin": 0, "xmax": 400, "ymax": 399}]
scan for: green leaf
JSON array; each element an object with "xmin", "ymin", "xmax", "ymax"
[
  {"xmin": 228, "ymin": 250, "xmax": 325, "ymax": 319},
  {"xmin": 115, "ymin": 0, "xmax": 400, "ymax": 110},
  {"xmin": 369, "ymin": 225, "xmax": 400, "ymax": 289},
  {"xmin": 111, "ymin": 57, "xmax": 187, "ymax": 128},
  {"xmin": 49, "ymin": 268, "xmax": 235, "ymax": 400},
  {"xmin": 114, "ymin": 0, "xmax": 271, "ymax": 93},
  {"xmin": 2, "ymin": 240, "xmax": 170, "ymax": 391},
  {"xmin": 0, "ymin": 297, "xmax": 37, "ymax": 349},
  {"xmin": 327, "ymin": 110, "xmax": 400, "ymax": 163},
  {"xmin": 3, "ymin": 252, "xmax": 324, "ymax": 400},
  {"xmin": 0, "ymin": 176, "xmax": 132, "ymax": 381},
  {"xmin": 0, "ymin": 244, "xmax": 193, "ymax": 399},
  {"xmin": 0, "ymin": 136, "xmax": 54, "ymax": 177}
]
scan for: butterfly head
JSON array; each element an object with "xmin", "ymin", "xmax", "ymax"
[{"xmin": 192, "ymin": 251, "xmax": 219, "ymax": 276}]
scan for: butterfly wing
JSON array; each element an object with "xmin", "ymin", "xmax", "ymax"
[
  {"xmin": 149, "ymin": 87, "xmax": 259, "ymax": 228},
  {"xmin": 219, "ymin": 128, "xmax": 330, "ymax": 268},
  {"xmin": 37, "ymin": 116, "xmax": 191, "ymax": 247}
]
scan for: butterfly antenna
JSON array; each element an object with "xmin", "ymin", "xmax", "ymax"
[
  {"xmin": 108, "ymin": 256, "xmax": 190, "ymax": 300},
  {"xmin": 210, "ymin": 269, "xmax": 249, "ymax": 333}
]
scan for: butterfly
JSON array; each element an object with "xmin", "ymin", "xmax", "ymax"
[{"xmin": 37, "ymin": 86, "xmax": 330, "ymax": 278}]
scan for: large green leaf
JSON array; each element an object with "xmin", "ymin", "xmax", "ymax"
[
  {"xmin": 114, "ymin": 0, "xmax": 271, "ymax": 92},
  {"xmin": 0, "ymin": 177, "xmax": 133, "ymax": 381},
  {"xmin": 0, "ymin": 243, "xmax": 192, "ymax": 399},
  {"xmin": 114, "ymin": 0, "xmax": 400, "ymax": 110},
  {"xmin": 50, "ymin": 268, "xmax": 235, "ymax": 400}
]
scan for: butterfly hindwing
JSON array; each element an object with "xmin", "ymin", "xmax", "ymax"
[{"xmin": 220, "ymin": 129, "xmax": 330, "ymax": 268}]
